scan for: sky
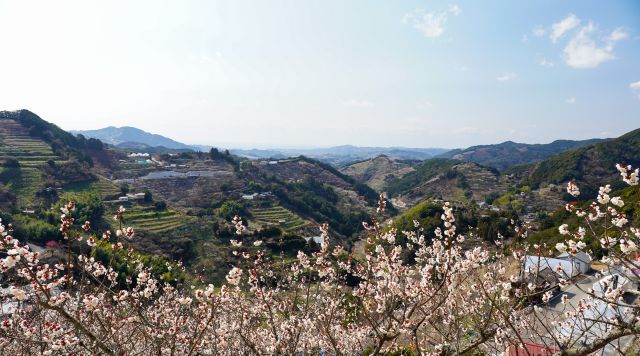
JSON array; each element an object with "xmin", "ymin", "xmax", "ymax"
[{"xmin": 0, "ymin": 0, "xmax": 639, "ymax": 149}]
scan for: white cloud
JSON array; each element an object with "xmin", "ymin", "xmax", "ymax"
[
  {"xmin": 630, "ymin": 81, "xmax": 640, "ymax": 99},
  {"xmin": 448, "ymin": 4, "xmax": 462, "ymax": 16},
  {"xmin": 608, "ymin": 28, "xmax": 629, "ymax": 41},
  {"xmin": 563, "ymin": 23, "xmax": 623, "ymax": 68},
  {"xmin": 343, "ymin": 99, "xmax": 374, "ymax": 108},
  {"xmin": 404, "ymin": 5, "xmax": 461, "ymax": 38},
  {"xmin": 550, "ymin": 14, "xmax": 580, "ymax": 43},
  {"xmin": 565, "ymin": 97, "xmax": 576, "ymax": 104},
  {"xmin": 539, "ymin": 58, "xmax": 554, "ymax": 67},
  {"xmin": 521, "ymin": 34, "xmax": 529, "ymax": 43},
  {"xmin": 496, "ymin": 72, "xmax": 517, "ymax": 81},
  {"xmin": 532, "ymin": 25, "xmax": 546, "ymax": 37}
]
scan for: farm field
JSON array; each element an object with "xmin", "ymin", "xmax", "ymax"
[
  {"xmin": 0, "ymin": 119, "xmax": 63, "ymax": 207},
  {"xmin": 250, "ymin": 205, "xmax": 308, "ymax": 231},
  {"xmin": 63, "ymin": 178, "xmax": 120, "ymax": 199},
  {"xmin": 105, "ymin": 203, "xmax": 190, "ymax": 234}
]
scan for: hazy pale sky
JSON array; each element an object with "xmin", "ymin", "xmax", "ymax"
[{"xmin": 1, "ymin": 0, "xmax": 639, "ymax": 149}]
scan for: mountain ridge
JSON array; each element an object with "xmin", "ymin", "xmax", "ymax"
[
  {"xmin": 438, "ymin": 138, "xmax": 606, "ymax": 170},
  {"xmin": 72, "ymin": 126, "xmax": 197, "ymax": 151}
]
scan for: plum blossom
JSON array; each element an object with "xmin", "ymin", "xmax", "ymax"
[
  {"xmin": 566, "ymin": 180, "xmax": 580, "ymax": 197},
  {"xmin": 232, "ymin": 215, "xmax": 246, "ymax": 235},
  {"xmin": 616, "ymin": 163, "xmax": 639, "ymax": 186},
  {"xmin": 612, "ymin": 216, "xmax": 628, "ymax": 228},
  {"xmin": 611, "ymin": 196, "xmax": 624, "ymax": 207},
  {"xmin": 10, "ymin": 286, "xmax": 27, "ymax": 301},
  {"xmin": 559, "ymin": 224, "xmax": 570, "ymax": 235},
  {"xmin": 619, "ymin": 239, "xmax": 637, "ymax": 254},
  {"xmin": 597, "ymin": 185, "xmax": 611, "ymax": 204},
  {"xmin": 226, "ymin": 267, "xmax": 242, "ymax": 285}
]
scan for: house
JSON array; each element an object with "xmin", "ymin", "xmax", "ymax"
[
  {"xmin": 304, "ymin": 236, "xmax": 325, "ymax": 244},
  {"xmin": 524, "ymin": 255, "xmax": 582, "ymax": 278},
  {"xmin": 555, "ymin": 299, "xmax": 632, "ymax": 347},
  {"xmin": 242, "ymin": 193, "xmax": 258, "ymax": 200},
  {"xmin": 592, "ymin": 273, "xmax": 631, "ymax": 297},
  {"xmin": 268, "ymin": 161, "xmax": 278, "ymax": 165},
  {"xmin": 525, "ymin": 267, "xmax": 559, "ymax": 290},
  {"xmin": 478, "ymin": 201, "xmax": 489, "ymax": 209},
  {"xmin": 118, "ymin": 196, "xmax": 129, "ymax": 202},
  {"xmin": 126, "ymin": 193, "xmax": 146, "ymax": 200},
  {"xmin": 556, "ymin": 251, "xmax": 592, "ymax": 274}
]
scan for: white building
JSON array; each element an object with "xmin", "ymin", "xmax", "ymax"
[
  {"xmin": 592, "ymin": 273, "xmax": 631, "ymax": 297},
  {"xmin": 524, "ymin": 256, "xmax": 582, "ymax": 278},
  {"xmin": 557, "ymin": 251, "xmax": 592, "ymax": 274},
  {"xmin": 126, "ymin": 193, "xmax": 146, "ymax": 200},
  {"xmin": 555, "ymin": 300, "xmax": 631, "ymax": 347}
]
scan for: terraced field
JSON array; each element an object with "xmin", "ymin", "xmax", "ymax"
[
  {"xmin": 63, "ymin": 178, "xmax": 120, "ymax": 199},
  {"xmin": 105, "ymin": 203, "xmax": 190, "ymax": 234},
  {"xmin": 251, "ymin": 205, "xmax": 308, "ymax": 231},
  {"xmin": 0, "ymin": 119, "xmax": 63, "ymax": 207}
]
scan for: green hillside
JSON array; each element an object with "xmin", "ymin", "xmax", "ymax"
[
  {"xmin": 0, "ymin": 115, "xmax": 65, "ymax": 207},
  {"xmin": 386, "ymin": 159, "xmax": 458, "ymax": 197},
  {"xmin": 340, "ymin": 155, "xmax": 416, "ymax": 191},
  {"xmin": 516, "ymin": 128, "xmax": 640, "ymax": 196},
  {"xmin": 385, "ymin": 159, "xmax": 507, "ymax": 207},
  {"xmin": 0, "ymin": 110, "xmax": 108, "ymax": 208},
  {"xmin": 439, "ymin": 138, "xmax": 605, "ymax": 170}
]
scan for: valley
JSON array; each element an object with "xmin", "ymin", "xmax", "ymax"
[{"xmin": 2, "ymin": 110, "xmax": 640, "ymax": 286}]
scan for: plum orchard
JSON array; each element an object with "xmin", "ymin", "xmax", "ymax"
[{"xmin": 0, "ymin": 165, "xmax": 639, "ymax": 354}]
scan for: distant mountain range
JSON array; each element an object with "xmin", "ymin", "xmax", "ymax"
[
  {"xmin": 230, "ymin": 146, "xmax": 449, "ymax": 165},
  {"xmin": 72, "ymin": 127, "xmax": 447, "ymax": 164},
  {"xmin": 72, "ymin": 125, "xmax": 610, "ymax": 173},
  {"xmin": 438, "ymin": 139, "xmax": 606, "ymax": 170},
  {"xmin": 71, "ymin": 126, "xmax": 199, "ymax": 151}
]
